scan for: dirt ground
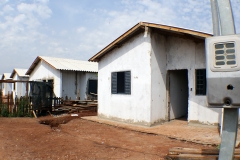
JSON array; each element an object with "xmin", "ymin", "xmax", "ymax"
[{"xmin": 0, "ymin": 111, "xmax": 215, "ymax": 160}]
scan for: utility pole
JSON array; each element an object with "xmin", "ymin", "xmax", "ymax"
[{"xmin": 210, "ymin": 0, "xmax": 238, "ymax": 160}]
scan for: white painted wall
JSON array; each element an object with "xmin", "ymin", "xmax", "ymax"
[
  {"xmin": 29, "ymin": 60, "xmax": 62, "ymax": 97},
  {"xmin": 12, "ymin": 74, "xmax": 29, "ymax": 98},
  {"xmin": 2, "ymin": 83, "xmax": 12, "ymax": 96},
  {"xmin": 2, "ymin": 77, "xmax": 12, "ymax": 96},
  {"xmin": 98, "ymin": 32, "xmax": 153, "ymax": 126}
]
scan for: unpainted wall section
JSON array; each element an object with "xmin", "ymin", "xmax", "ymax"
[
  {"xmin": 150, "ymin": 33, "xmax": 167, "ymax": 124},
  {"xmin": 84, "ymin": 72, "xmax": 98, "ymax": 99},
  {"xmin": 62, "ymin": 71, "xmax": 79, "ymax": 100},
  {"xmin": 62, "ymin": 71, "xmax": 97, "ymax": 100},
  {"xmin": 29, "ymin": 60, "xmax": 62, "ymax": 97},
  {"xmin": 98, "ymin": 32, "xmax": 152, "ymax": 126},
  {"xmin": 166, "ymin": 36, "xmax": 221, "ymax": 125}
]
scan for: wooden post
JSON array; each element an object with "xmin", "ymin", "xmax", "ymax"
[
  {"xmin": 10, "ymin": 91, "xmax": 13, "ymax": 113},
  {"xmin": 26, "ymin": 82, "xmax": 28, "ymax": 98},
  {"xmin": 7, "ymin": 91, "xmax": 10, "ymax": 113},
  {"xmin": 54, "ymin": 97, "xmax": 56, "ymax": 107}
]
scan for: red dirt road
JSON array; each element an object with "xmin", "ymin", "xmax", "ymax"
[{"xmin": 0, "ymin": 113, "xmax": 214, "ymax": 160}]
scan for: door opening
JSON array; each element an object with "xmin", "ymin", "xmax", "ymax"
[{"xmin": 169, "ymin": 69, "xmax": 188, "ymax": 120}]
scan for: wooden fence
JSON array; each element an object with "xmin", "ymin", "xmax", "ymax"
[
  {"xmin": 0, "ymin": 91, "xmax": 14, "ymax": 113},
  {"xmin": 0, "ymin": 90, "xmax": 32, "ymax": 117}
]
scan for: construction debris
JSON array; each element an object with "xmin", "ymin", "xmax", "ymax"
[{"xmin": 53, "ymin": 100, "xmax": 98, "ymax": 114}]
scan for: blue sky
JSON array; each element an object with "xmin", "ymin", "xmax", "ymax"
[{"xmin": 0, "ymin": 0, "xmax": 240, "ymax": 74}]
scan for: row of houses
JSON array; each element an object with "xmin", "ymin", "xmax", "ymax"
[
  {"xmin": 1, "ymin": 21, "xmax": 224, "ymax": 127},
  {"xmin": 0, "ymin": 56, "xmax": 98, "ymax": 101}
]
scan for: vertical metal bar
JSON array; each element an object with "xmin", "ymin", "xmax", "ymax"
[
  {"xmin": 217, "ymin": 0, "xmax": 236, "ymax": 36},
  {"xmin": 219, "ymin": 108, "xmax": 238, "ymax": 160},
  {"xmin": 210, "ymin": 0, "xmax": 220, "ymax": 36},
  {"xmin": 215, "ymin": 0, "xmax": 238, "ymax": 160}
]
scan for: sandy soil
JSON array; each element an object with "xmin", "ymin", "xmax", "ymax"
[{"xmin": 0, "ymin": 111, "xmax": 214, "ymax": 160}]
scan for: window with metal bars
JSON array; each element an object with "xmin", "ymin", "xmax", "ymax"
[
  {"xmin": 195, "ymin": 69, "xmax": 206, "ymax": 95},
  {"xmin": 111, "ymin": 71, "xmax": 131, "ymax": 94}
]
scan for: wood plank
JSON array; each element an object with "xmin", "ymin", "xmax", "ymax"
[
  {"xmin": 169, "ymin": 147, "xmax": 219, "ymax": 155},
  {"xmin": 87, "ymin": 102, "xmax": 98, "ymax": 105},
  {"xmin": 77, "ymin": 101, "xmax": 87, "ymax": 104},
  {"xmin": 32, "ymin": 110, "xmax": 37, "ymax": 118},
  {"xmin": 167, "ymin": 154, "xmax": 218, "ymax": 160},
  {"xmin": 169, "ymin": 147, "xmax": 240, "ymax": 155},
  {"xmin": 167, "ymin": 154, "xmax": 240, "ymax": 160}
]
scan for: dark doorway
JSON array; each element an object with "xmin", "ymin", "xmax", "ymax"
[{"xmin": 169, "ymin": 69, "xmax": 188, "ymax": 120}]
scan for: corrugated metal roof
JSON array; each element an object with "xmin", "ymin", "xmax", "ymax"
[
  {"xmin": 1, "ymin": 73, "xmax": 12, "ymax": 80},
  {"xmin": 10, "ymin": 68, "xmax": 29, "ymax": 78},
  {"xmin": 89, "ymin": 22, "xmax": 212, "ymax": 62},
  {"xmin": 26, "ymin": 56, "xmax": 98, "ymax": 75}
]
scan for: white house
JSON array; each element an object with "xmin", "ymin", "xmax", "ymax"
[
  {"xmin": 10, "ymin": 68, "xmax": 29, "ymax": 98},
  {"xmin": 89, "ymin": 22, "xmax": 222, "ymax": 126},
  {"xmin": 1, "ymin": 73, "xmax": 12, "ymax": 96},
  {"xmin": 26, "ymin": 56, "xmax": 98, "ymax": 100}
]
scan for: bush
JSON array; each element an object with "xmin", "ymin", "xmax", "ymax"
[
  {"xmin": 0, "ymin": 97, "xmax": 33, "ymax": 117},
  {"xmin": 0, "ymin": 104, "xmax": 9, "ymax": 117}
]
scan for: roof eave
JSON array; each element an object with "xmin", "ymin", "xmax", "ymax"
[
  {"xmin": 88, "ymin": 22, "xmax": 212, "ymax": 62},
  {"xmin": 26, "ymin": 57, "xmax": 42, "ymax": 75},
  {"xmin": 10, "ymin": 69, "xmax": 16, "ymax": 78},
  {"xmin": 89, "ymin": 22, "xmax": 144, "ymax": 62}
]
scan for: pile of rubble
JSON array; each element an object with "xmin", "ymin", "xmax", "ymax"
[{"xmin": 53, "ymin": 100, "xmax": 98, "ymax": 114}]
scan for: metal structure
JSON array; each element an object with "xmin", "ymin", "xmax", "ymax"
[
  {"xmin": 206, "ymin": 34, "xmax": 240, "ymax": 107},
  {"xmin": 209, "ymin": 0, "xmax": 238, "ymax": 159},
  {"xmin": 0, "ymin": 80, "xmax": 54, "ymax": 111},
  {"xmin": 29, "ymin": 81, "xmax": 54, "ymax": 110}
]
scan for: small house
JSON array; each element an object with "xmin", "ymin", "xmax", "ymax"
[
  {"xmin": 26, "ymin": 56, "xmax": 98, "ymax": 100},
  {"xmin": 1, "ymin": 73, "xmax": 12, "ymax": 96},
  {"xmin": 10, "ymin": 68, "xmax": 29, "ymax": 98},
  {"xmin": 89, "ymin": 22, "xmax": 221, "ymax": 126}
]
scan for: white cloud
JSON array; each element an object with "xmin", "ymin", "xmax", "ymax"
[
  {"xmin": 36, "ymin": 0, "xmax": 49, "ymax": 4},
  {"xmin": 59, "ymin": 30, "xmax": 68, "ymax": 36},
  {"xmin": 17, "ymin": 2, "xmax": 52, "ymax": 19},
  {"xmin": 77, "ymin": 27, "xmax": 86, "ymax": 33},
  {"xmin": 0, "ymin": 0, "xmax": 8, "ymax": 6},
  {"xmin": 2, "ymin": 4, "xmax": 14, "ymax": 13},
  {"xmin": 0, "ymin": 1, "xmax": 52, "ymax": 72},
  {"xmin": 13, "ymin": 14, "xmax": 26, "ymax": 23},
  {"xmin": 0, "ymin": 0, "xmax": 240, "ymax": 74}
]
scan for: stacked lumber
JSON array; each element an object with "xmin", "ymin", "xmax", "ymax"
[
  {"xmin": 166, "ymin": 147, "xmax": 240, "ymax": 160},
  {"xmin": 54, "ymin": 100, "xmax": 98, "ymax": 113}
]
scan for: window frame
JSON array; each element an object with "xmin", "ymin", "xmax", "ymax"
[
  {"xmin": 195, "ymin": 69, "xmax": 206, "ymax": 96},
  {"xmin": 111, "ymin": 71, "xmax": 131, "ymax": 95}
]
